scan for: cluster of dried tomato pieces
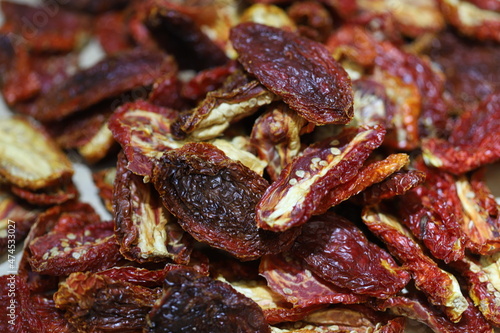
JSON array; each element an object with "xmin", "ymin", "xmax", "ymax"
[{"xmin": 0, "ymin": 0, "xmax": 499, "ymax": 332}]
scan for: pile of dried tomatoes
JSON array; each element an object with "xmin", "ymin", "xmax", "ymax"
[{"xmin": 0, "ymin": 0, "xmax": 499, "ymax": 332}]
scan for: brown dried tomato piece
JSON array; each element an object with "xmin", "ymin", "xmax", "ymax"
[
  {"xmin": 230, "ymin": 22, "xmax": 354, "ymax": 125},
  {"xmin": 0, "ymin": 275, "xmax": 73, "ymax": 333},
  {"xmin": 0, "ymin": 188, "xmax": 40, "ymax": 257},
  {"xmin": 423, "ymin": 92, "xmax": 500, "ymax": 174},
  {"xmin": 54, "ymin": 268, "xmax": 163, "ymax": 332},
  {"xmin": 0, "ymin": 117, "xmax": 73, "ymax": 190},
  {"xmin": 292, "ymin": 212, "xmax": 410, "ymax": 298},
  {"xmin": 10, "ymin": 180, "xmax": 78, "ymax": 206},
  {"xmin": 250, "ymin": 102, "xmax": 310, "ymax": 182},
  {"xmin": 273, "ymin": 305, "xmax": 405, "ymax": 333},
  {"xmin": 152, "ymin": 142, "xmax": 299, "ymax": 261},
  {"xmin": 451, "ymin": 255, "xmax": 500, "ymax": 326},
  {"xmin": 351, "ymin": 78, "xmax": 395, "ymax": 129},
  {"xmin": 108, "ymin": 100, "xmax": 181, "ymax": 177},
  {"xmin": 95, "ymin": 10, "xmax": 136, "ymax": 55},
  {"xmin": 373, "ymin": 293, "xmax": 493, "ymax": 333},
  {"xmin": 362, "ymin": 206, "xmax": 468, "ymax": 322},
  {"xmin": 173, "ymin": 69, "xmax": 276, "ymax": 141},
  {"xmin": 313, "ymin": 153, "xmax": 410, "ymax": 215},
  {"xmin": 256, "ymin": 125, "xmax": 385, "ymax": 232},
  {"xmin": 140, "ymin": 2, "xmax": 229, "ymax": 70},
  {"xmin": 27, "ymin": 202, "xmax": 123, "ymax": 276},
  {"xmin": 147, "ymin": 267, "xmax": 271, "ymax": 332},
  {"xmin": 60, "ymin": 0, "xmax": 130, "ymax": 13},
  {"xmin": 358, "ymin": 170, "xmax": 426, "ymax": 206},
  {"xmin": 148, "ymin": 72, "xmax": 188, "ymax": 110},
  {"xmin": 286, "ymin": 1, "xmax": 334, "ymax": 43},
  {"xmin": 1, "ymin": 1, "xmax": 91, "ymax": 53},
  {"xmin": 20, "ymin": 48, "xmax": 175, "ymax": 122},
  {"xmin": 438, "ymin": 0, "xmax": 500, "ymax": 42},
  {"xmin": 260, "ymin": 253, "xmax": 369, "ymax": 307},
  {"xmin": 92, "ymin": 167, "xmax": 116, "ymax": 213},
  {"xmin": 114, "ymin": 152, "xmax": 192, "ymax": 264}
]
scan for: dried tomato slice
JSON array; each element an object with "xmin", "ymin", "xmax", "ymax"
[
  {"xmin": 423, "ymin": 92, "xmax": 500, "ymax": 174},
  {"xmin": 152, "ymin": 142, "xmax": 299, "ymax": 260},
  {"xmin": 60, "ymin": 0, "xmax": 130, "ymax": 13},
  {"xmin": 0, "ymin": 117, "xmax": 73, "ymax": 190},
  {"xmin": 292, "ymin": 212, "xmax": 410, "ymax": 298},
  {"xmin": 114, "ymin": 152, "xmax": 192, "ymax": 264},
  {"xmin": 54, "ymin": 268, "xmax": 164, "ymax": 332},
  {"xmin": 230, "ymin": 22, "xmax": 354, "ymax": 125},
  {"xmin": 250, "ymin": 102, "xmax": 310, "ymax": 182},
  {"xmin": 256, "ymin": 125, "xmax": 385, "ymax": 232},
  {"xmin": 148, "ymin": 267, "xmax": 271, "ymax": 332},
  {"xmin": 260, "ymin": 253, "xmax": 369, "ymax": 307},
  {"xmin": 20, "ymin": 48, "xmax": 175, "ymax": 122},
  {"xmin": 286, "ymin": 1, "xmax": 334, "ymax": 42},
  {"xmin": 362, "ymin": 205, "xmax": 468, "ymax": 322},
  {"xmin": 92, "ymin": 167, "xmax": 116, "ymax": 213},
  {"xmin": 10, "ymin": 180, "xmax": 78, "ymax": 206}
]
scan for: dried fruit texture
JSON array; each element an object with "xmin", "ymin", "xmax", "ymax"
[
  {"xmin": 54, "ymin": 268, "xmax": 163, "ymax": 332},
  {"xmin": 250, "ymin": 103, "xmax": 309, "ymax": 182},
  {"xmin": 0, "ymin": 117, "xmax": 73, "ymax": 190},
  {"xmin": 230, "ymin": 22, "xmax": 354, "ymax": 125},
  {"xmin": 148, "ymin": 267, "xmax": 271, "ymax": 332},
  {"xmin": 426, "ymin": 31, "xmax": 500, "ymax": 113},
  {"xmin": 286, "ymin": 1, "xmax": 334, "ymax": 42},
  {"xmin": 351, "ymin": 79, "xmax": 395, "ymax": 129},
  {"xmin": 403, "ymin": 161, "xmax": 500, "ymax": 256},
  {"xmin": 240, "ymin": 3, "xmax": 297, "ymax": 31},
  {"xmin": 423, "ymin": 92, "xmax": 500, "ymax": 175},
  {"xmin": 95, "ymin": 11, "xmax": 136, "ymax": 55},
  {"xmin": 358, "ymin": 170, "xmax": 426, "ymax": 206},
  {"xmin": 1, "ymin": 1, "xmax": 91, "ymax": 53},
  {"xmin": 0, "ymin": 275, "xmax": 73, "ymax": 333},
  {"xmin": 19, "ymin": 48, "xmax": 175, "ymax": 122},
  {"xmin": 0, "ymin": 188, "xmax": 40, "ymax": 257},
  {"xmin": 149, "ymin": 72, "xmax": 189, "ymax": 111},
  {"xmin": 256, "ymin": 125, "xmax": 385, "ymax": 232},
  {"xmin": 438, "ymin": 0, "xmax": 500, "ymax": 42},
  {"xmin": 260, "ymin": 253, "xmax": 368, "ymax": 307},
  {"xmin": 109, "ymin": 100, "xmax": 181, "ymax": 177},
  {"xmin": 60, "ymin": 0, "xmax": 130, "ymax": 13},
  {"xmin": 452, "ymin": 255, "xmax": 500, "ymax": 326},
  {"xmin": 113, "ymin": 152, "xmax": 192, "ymax": 264},
  {"xmin": 313, "ymin": 153, "xmax": 410, "ymax": 215},
  {"xmin": 140, "ymin": 1, "xmax": 229, "ymax": 70},
  {"xmin": 272, "ymin": 305, "xmax": 405, "ymax": 333},
  {"xmin": 373, "ymin": 294, "xmax": 493, "ymax": 333},
  {"xmin": 10, "ymin": 181, "xmax": 79, "ymax": 206},
  {"xmin": 152, "ymin": 143, "xmax": 299, "ymax": 260},
  {"xmin": 292, "ymin": 212, "xmax": 410, "ymax": 298},
  {"xmin": 92, "ymin": 167, "xmax": 116, "ymax": 213},
  {"xmin": 173, "ymin": 70, "xmax": 276, "ymax": 141},
  {"xmin": 362, "ymin": 206, "xmax": 468, "ymax": 322},
  {"xmin": 27, "ymin": 202, "xmax": 123, "ymax": 276}
]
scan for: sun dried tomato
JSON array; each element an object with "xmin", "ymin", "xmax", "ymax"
[
  {"xmin": 292, "ymin": 212, "xmax": 409, "ymax": 298},
  {"xmin": 148, "ymin": 267, "xmax": 271, "ymax": 332},
  {"xmin": 26, "ymin": 202, "xmax": 123, "ymax": 276},
  {"xmin": 373, "ymin": 293, "xmax": 493, "ymax": 333},
  {"xmin": 0, "ymin": 116, "xmax": 74, "ymax": 190},
  {"xmin": 60, "ymin": 0, "xmax": 130, "ymax": 13},
  {"xmin": 438, "ymin": 0, "xmax": 500, "ymax": 42},
  {"xmin": 260, "ymin": 253, "xmax": 369, "ymax": 307},
  {"xmin": 313, "ymin": 153, "xmax": 410, "ymax": 215},
  {"xmin": 19, "ymin": 48, "xmax": 175, "ymax": 122},
  {"xmin": 54, "ymin": 268, "xmax": 163, "ymax": 332},
  {"xmin": 451, "ymin": 256, "xmax": 500, "ymax": 326},
  {"xmin": 113, "ymin": 151, "xmax": 192, "ymax": 264},
  {"xmin": 423, "ymin": 92, "xmax": 500, "ymax": 175},
  {"xmin": 140, "ymin": 2, "xmax": 229, "ymax": 70},
  {"xmin": 10, "ymin": 180, "xmax": 78, "ymax": 206},
  {"xmin": 250, "ymin": 102, "xmax": 310, "ymax": 182},
  {"xmin": 95, "ymin": 10, "xmax": 136, "ymax": 55},
  {"xmin": 152, "ymin": 142, "xmax": 299, "ymax": 260},
  {"xmin": 173, "ymin": 69, "xmax": 276, "ymax": 141},
  {"xmin": 256, "ymin": 125, "xmax": 385, "ymax": 232},
  {"xmin": 230, "ymin": 22, "xmax": 354, "ymax": 125},
  {"xmin": 351, "ymin": 78, "xmax": 395, "ymax": 129},
  {"xmin": 108, "ymin": 100, "xmax": 181, "ymax": 177},
  {"xmin": 358, "ymin": 170, "xmax": 426, "ymax": 206},
  {"xmin": 148, "ymin": 72, "xmax": 189, "ymax": 111},
  {"xmin": 1, "ymin": 1, "xmax": 91, "ymax": 53},
  {"xmin": 362, "ymin": 205, "xmax": 468, "ymax": 322},
  {"xmin": 286, "ymin": 1, "xmax": 334, "ymax": 43}
]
